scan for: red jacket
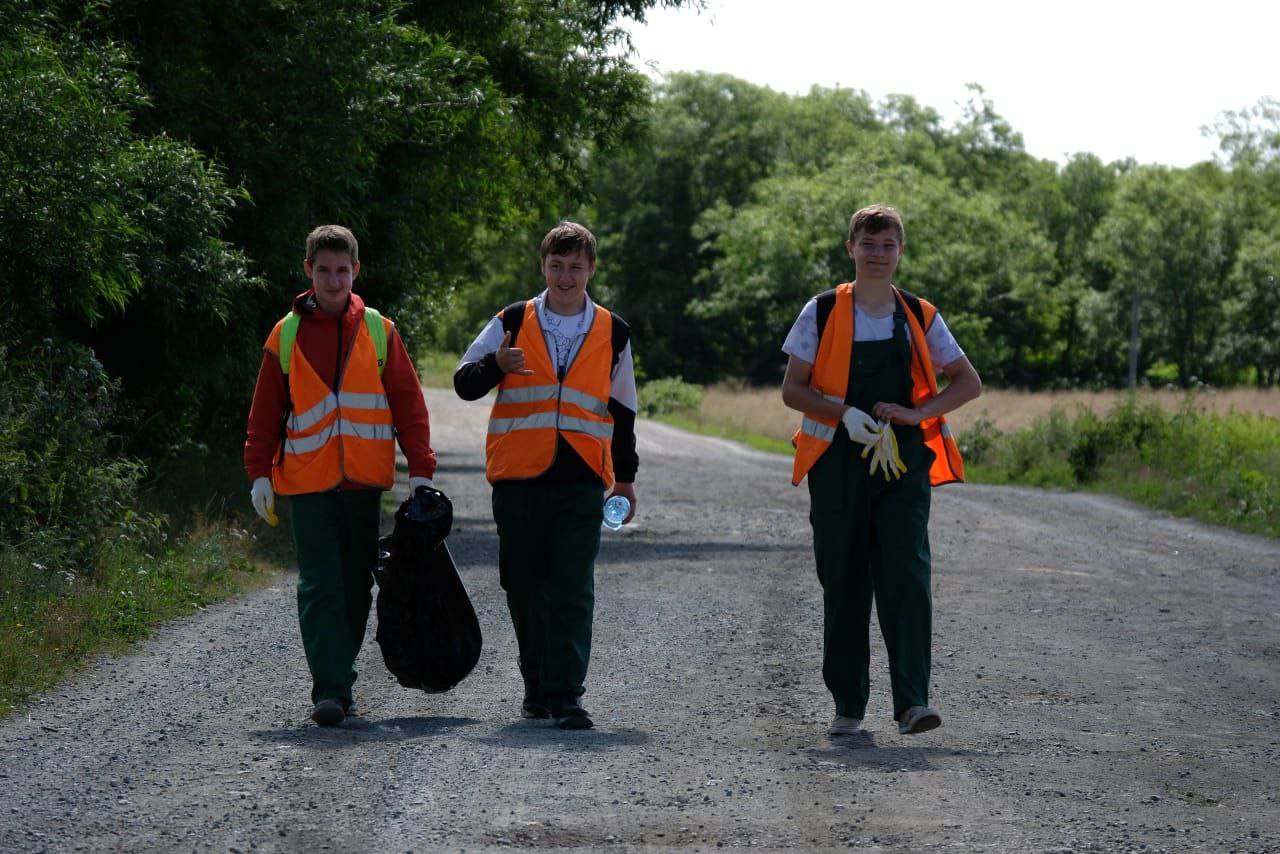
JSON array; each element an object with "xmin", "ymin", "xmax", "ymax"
[{"xmin": 244, "ymin": 289, "xmax": 436, "ymax": 487}]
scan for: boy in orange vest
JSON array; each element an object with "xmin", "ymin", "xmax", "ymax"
[
  {"xmin": 244, "ymin": 225, "xmax": 436, "ymax": 726},
  {"xmin": 781, "ymin": 204, "xmax": 981, "ymax": 737},
  {"xmin": 454, "ymin": 221, "xmax": 639, "ymax": 730}
]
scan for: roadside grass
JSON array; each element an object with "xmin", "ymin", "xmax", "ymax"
[
  {"xmin": 641, "ymin": 379, "xmax": 1280, "ymax": 539},
  {"xmin": 0, "ymin": 515, "xmax": 282, "ymax": 718},
  {"xmin": 417, "ymin": 350, "xmax": 457, "ymax": 389}
]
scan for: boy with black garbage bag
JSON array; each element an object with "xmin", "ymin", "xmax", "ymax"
[
  {"xmin": 454, "ymin": 221, "xmax": 639, "ymax": 730},
  {"xmin": 244, "ymin": 225, "xmax": 436, "ymax": 727}
]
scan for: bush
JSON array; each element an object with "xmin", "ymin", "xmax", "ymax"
[
  {"xmin": 638, "ymin": 377, "xmax": 703, "ymax": 417},
  {"xmin": 956, "ymin": 415, "xmax": 1001, "ymax": 465},
  {"xmin": 0, "ymin": 334, "xmax": 159, "ymax": 574},
  {"xmin": 967, "ymin": 398, "xmax": 1280, "ymax": 536}
]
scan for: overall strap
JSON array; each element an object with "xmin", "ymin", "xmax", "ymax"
[{"xmin": 892, "ymin": 309, "xmax": 914, "ymax": 405}]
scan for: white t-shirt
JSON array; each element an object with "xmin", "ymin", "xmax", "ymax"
[
  {"xmin": 458, "ymin": 290, "xmax": 638, "ymax": 412},
  {"xmin": 781, "ymin": 296, "xmax": 964, "ymax": 369}
]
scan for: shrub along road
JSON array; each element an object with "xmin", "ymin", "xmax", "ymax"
[{"xmin": 1, "ymin": 389, "xmax": 1277, "ymax": 851}]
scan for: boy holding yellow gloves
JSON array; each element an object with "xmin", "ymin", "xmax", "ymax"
[{"xmin": 781, "ymin": 204, "xmax": 981, "ymax": 738}]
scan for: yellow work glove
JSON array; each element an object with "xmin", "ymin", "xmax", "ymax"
[
  {"xmin": 862, "ymin": 421, "xmax": 906, "ymax": 481},
  {"xmin": 250, "ymin": 476, "xmax": 278, "ymax": 526}
]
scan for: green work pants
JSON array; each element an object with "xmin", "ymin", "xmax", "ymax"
[
  {"xmin": 491, "ymin": 480, "xmax": 603, "ymax": 700},
  {"xmin": 808, "ymin": 327, "xmax": 935, "ymax": 721},
  {"xmin": 290, "ymin": 489, "xmax": 382, "ymax": 705},
  {"xmin": 808, "ymin": 430, "xmax": 933, "ymax": 720}
]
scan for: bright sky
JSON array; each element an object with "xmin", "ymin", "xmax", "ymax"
[{"xmin": 623, "ymin": 0, "xmax": 1277, "ymax": 168}]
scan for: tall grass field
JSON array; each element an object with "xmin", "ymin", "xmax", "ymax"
[{"xmin": 640, "ymin": 380, "xmax": 1280, "ymax": 539}]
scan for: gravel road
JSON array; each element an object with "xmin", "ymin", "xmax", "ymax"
[{"xmin": 2, "ymin": 388, "xmax": 1278, "ymax": 852}]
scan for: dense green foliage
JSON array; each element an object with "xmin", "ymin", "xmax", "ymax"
[
  {"xmin": 446, "ymin": 75, "xmax": 1280, "ymax": 390},
  {"xmin": 637, "ymin": 376, "xmax": 703, "ymax": 416},
  {"xmin": 0, "ymin": 0, "xmax": 679, "ymax": 711},
  {"xmin": 961, "ymin": 400, "xmax": 1280, "ymax": 538}
]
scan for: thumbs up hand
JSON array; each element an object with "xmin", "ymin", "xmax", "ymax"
[{"xmin": 495, "ymin": 330, "xmax": 534, "ymax": 376}]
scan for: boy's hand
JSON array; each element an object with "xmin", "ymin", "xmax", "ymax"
[
  {"xmin": 609, "ymin": 481, "xmax": 637, "ymax": 524},
  {"xmin": 250, "ymin": 477, "xmax": 278, "ymax": 526},
  {"xmin": 496, "ymin": 331, "xmax": 534, "ymax": 375},
  {"xmin": 841, "ymin": 406, "xmax": 882, "ymax": 445}
]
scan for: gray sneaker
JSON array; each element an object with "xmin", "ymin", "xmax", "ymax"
[
  {"xmin": 897, "ymin": 705, "xmax": 941, "ymax": 735},
  {"xmin": 310, "ymin": 698, "xmax": 346, "ymax": 727},
  {"xmin": 828, "ymin": 715, "xmax": 864, "ymax": 736}
]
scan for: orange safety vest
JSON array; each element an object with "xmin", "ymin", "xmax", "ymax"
[
  {"xmin": 486, "ymin": 300, "xmax": 616, "ymax": 488},
  {"xmin": 791, "ymin": 283, "xmax": 964, "ymax": 487},
  {"xmin": 266, "ymin": 310, "xmax": 396, "ymax": 494}
]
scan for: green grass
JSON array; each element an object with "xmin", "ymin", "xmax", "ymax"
[
  {"xmin": 960, "ymin": 400, "xmax": 1279, "ymax": 537},
  {"xmin": 656, "ymin": 383, "xmax": 1279, "ymax": 540},
  {"xmin": 0, "ymin": 518, "xmax": 279, "ymax": 717},
  {"xmin": 417, "ymin": 350, "xmax": 457, "ymax": 389},
  {"xmin": 652, "ymin": 412, "xmax": 795, "ymax": 456}
]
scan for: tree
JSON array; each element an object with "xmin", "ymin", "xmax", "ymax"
[
  {"xmin": 0, "ymin": 7, "xmax": 259, "ymax": 444},
  {"xmin": 586, "ymin": 73, "xmax": 792, "ymax": 381},
  {"xmin": 1090, "ymin": 165, "xmax": 1231, "ymax": 387},
  {"xmin": 1218, "ymin": 225, "xmax": 1280, "ymax": 386}
]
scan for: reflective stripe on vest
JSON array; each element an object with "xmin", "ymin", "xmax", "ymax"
[
  {"xmin": 485, "ymin": 300, "xmax": 616, "ymax": 486},
  {"xmin": 790, "ymin": 283, "xmax": 964, "ymax": 487},
  {"xmin": 266, "ymin": 308, "xmax": 396, "ymax": 494},
  {"xmin": 288, "ymin": 389, "xmax": 389, "ymax": 433},
  {"xmin": 798, "ymin": 393, "xmax": 844, "ymax": 443}
]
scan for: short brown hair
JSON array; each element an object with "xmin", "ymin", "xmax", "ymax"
[
  {"xmin": 539, "ymin": 221, "xmax": 597, "ymax": 263},
  {"xmin": 305, "ymin": 224, "xmax": 359, "ymax": 264},
  {"xmin": 848, "ymin": 204, "xmax": 905, "ymax": 245}
]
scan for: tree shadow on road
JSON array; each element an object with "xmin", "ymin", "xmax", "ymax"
[
  {"xmin": 808, "ymin": 737, "xmax": 987, "ymax": 772},
  {"xmin": 473, "ymin": 721, "xmax": 651, "ymax": 752},
  {"xmin": 251, "ymin": 714, "xmax": 480, "ymax": 748}
]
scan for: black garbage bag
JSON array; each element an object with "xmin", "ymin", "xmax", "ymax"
[{"xmin": 373, "ymin": 486, "xmax": 481, "ymax": 693}]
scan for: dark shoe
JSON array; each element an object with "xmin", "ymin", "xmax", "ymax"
[
  {"xmin": 548, "ymin": 695, "xmax": 593, "ymax": 730},
  {"xmin": 897, "ymin": 705, "xmax": 941, "ymax": 735},
  {"xmin": 521, "ymin": 696, "xmax": 551, "ymax": 719},
  {"xmin": 310, "ymin": 698, "xmax": 346, "ymax": 727}
]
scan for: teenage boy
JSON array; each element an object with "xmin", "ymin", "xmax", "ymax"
[
  {"xmin": 454, "ymin": 220, "xmax": 638, "ymax": 730},
  {"xmin": 245, "ymin": 224, "xmax": 436, "ymax": 727},
  {"xmin": 781, "ymin": 204, "xmax": 981, "ymax": 737}
]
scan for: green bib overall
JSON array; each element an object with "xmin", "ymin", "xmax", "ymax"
[{"xmin": 806, "ymin": 309, "xmax": 934, "ymax": 721}]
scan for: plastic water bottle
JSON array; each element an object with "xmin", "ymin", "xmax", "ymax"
[{"xmin": 602, "ymin": 495, "xmax": 631, "ymax": 530}]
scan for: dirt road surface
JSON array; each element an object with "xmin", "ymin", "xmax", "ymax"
[{"xmin": 2, "ymin": 389, "xmax": 1278, "ymax": 852}]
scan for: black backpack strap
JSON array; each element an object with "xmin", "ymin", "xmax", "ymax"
[
  {"xmin": 499, "ymin": 300, "xmax": 527, "ymax": 346},
  {"xmin": 895, "ymin": 287, "xmax": 928, "ymax": 331},
  {"xmin": 609, "ymin": 311, "xmax": 630, "ymax": 369},
  {"xmin": 814, "ymin": 288, "xmax": 838, "ymax": 341}
]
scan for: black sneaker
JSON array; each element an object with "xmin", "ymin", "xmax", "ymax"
[
  {"xmin": 310, "ymin": 698, "xmax": 346, "ymax": 727},
  {"xmin": 521, "ymin": 696, "xmax": 551, "ymax": 719},
  {"xmin": 548, "ymin": 695, "xmax": 593, "ymax": 730}
]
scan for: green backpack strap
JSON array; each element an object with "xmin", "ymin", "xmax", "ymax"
[
  {"xmin": 277, "ymin": 308, "xmax": 387, "ymax": 376},
  {"xmin": 278, "ymin": 313, "xmax": 300, "ymax": 375},
  {"xmin": 363, "ymin": 307, "xmax": 388, "ymax": 375}
]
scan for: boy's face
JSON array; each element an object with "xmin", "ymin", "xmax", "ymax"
[
  {"xmin": 304, "ymin": 248, "xmax": 361, "ymax": 317},
  {"xmin": 846, "ymin": 228, "xmax": 904, "ymax": 282},
  {"xmin": 541, "ymin": 249, "xmax": 595, "ymax": 314}
]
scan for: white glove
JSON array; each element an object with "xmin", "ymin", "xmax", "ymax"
[
  {"xmin": 250, "ymin": 477, "xmax": 278, "ymax": 526},
  {"xmin": 409, "ymin": 476, "xmax": 434, "ymax": 494},
  {"xmin": 841, "ymin": 406, "xmax": 883, "ymax": 445}
]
